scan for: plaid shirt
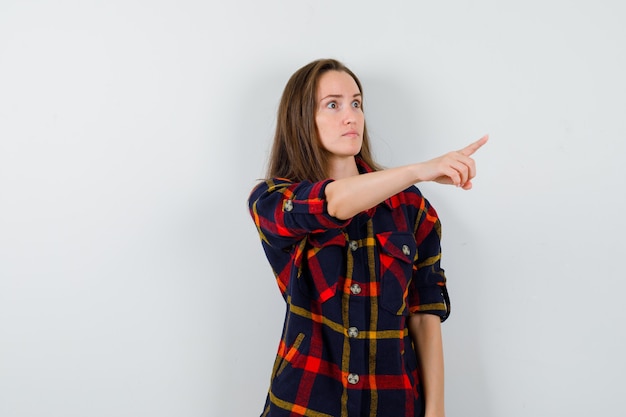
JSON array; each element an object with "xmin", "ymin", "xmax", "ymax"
[{"xmin": 248, "ymin": 158, "xmax": 450, "ymax": 417}]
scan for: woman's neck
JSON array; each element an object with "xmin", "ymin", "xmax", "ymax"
[{"xmin": 328, "ymin": 156, "xmax": 359, "ymax": 180}]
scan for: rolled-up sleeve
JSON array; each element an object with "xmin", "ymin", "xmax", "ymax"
[
  {"xmin": 408, "ymin": 201, "xmax": 450, "ymax": 322},
  {"xmin": 248, "ymin": 178, "xmax": 351, "ymax": 249}
]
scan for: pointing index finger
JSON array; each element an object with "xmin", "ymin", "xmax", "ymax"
[{"xmin": 459, "ymin": 134, "xmax": 489, "ymax": 156}]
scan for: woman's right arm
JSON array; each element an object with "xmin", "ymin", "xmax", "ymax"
[
  {"xmin": 325, "ymin": 135, "xmax": 488, "ymax": 220},
  {"xmin": 249, "ymin": 178, "xmax": 352, "ymax": 250}
]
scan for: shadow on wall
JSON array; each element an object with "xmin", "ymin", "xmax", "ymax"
[
  {"xmin": 436, "ymin": 206, "xmax": 493, "ymax": 417},
  {"xmin": 210, "ymin": 65, "xmax": 289, "ymax": 416}
]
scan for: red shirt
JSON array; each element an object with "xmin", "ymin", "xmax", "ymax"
[{"xmin": 248, "ymin": 158, "xmax": 450, "ymax": 417}]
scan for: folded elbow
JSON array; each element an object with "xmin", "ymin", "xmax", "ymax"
[
  {"xmin": 327, "ymin": 199, "xmax": 348, "ymax": 220},
  {"xmin": 325, "ymin": 182, "xmax": 353, "ymax": 220}
]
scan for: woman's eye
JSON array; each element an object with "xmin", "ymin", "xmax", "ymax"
[
  {"xmin": 352, "ymin": 100, "xmax": 361, "ymax": 108},
  {"xmin": 326, "ymin": 102, "xmax": 338, "ymax": 109}
]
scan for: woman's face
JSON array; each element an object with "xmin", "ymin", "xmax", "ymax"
[{"xmin": 315, "ymin": 70, "xmax": 364, "ymax": 161}]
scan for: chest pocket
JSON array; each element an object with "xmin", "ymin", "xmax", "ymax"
[
  {"xmin": 376, "ymin": 231, "xmax": 416, "ymax": 315},
  {"xmin": 297, "ymin": 231, "xmax": 346, "ymax": 303}
]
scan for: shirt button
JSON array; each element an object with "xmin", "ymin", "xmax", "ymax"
[
  {"xmin": 283, "ymin": 200, "xmax": 293, "ymax": 212},
  {"xmin": 350, "ymin": 283, "xmax": 362, "ymax": 295},
  {"xmin": 347, "ymin": 373, "xmax": 360, "ymax": 385},
  {"xmin": 348, "ymin": 240, "xmax": 358, "ymax": 251},
  {"xmin": 402, "ymin": 244, "xmax": 411, "ymax": 256},
  {"xmin": 348, "ymin": 327, "xmax": 359, "ymax": 338}
]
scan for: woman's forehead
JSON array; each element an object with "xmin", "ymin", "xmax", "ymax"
[{"xmin": 317, "ymin": 71, "xmax": 361, "ymax": 98}]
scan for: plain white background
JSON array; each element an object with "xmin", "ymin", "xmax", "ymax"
[{"xmin": 1, "ymin": 1, "xmax": 625, "ymax": 416}]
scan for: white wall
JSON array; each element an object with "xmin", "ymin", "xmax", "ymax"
[{"xmin": 1, "ymin": 1, "xmax": 624, "ymax": 416}]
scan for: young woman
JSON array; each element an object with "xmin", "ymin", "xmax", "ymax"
[{"xmin": 248, "ymin": 58, "xmax": 487, "ymax": 417}]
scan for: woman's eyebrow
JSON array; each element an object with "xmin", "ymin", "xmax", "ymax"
[{"xmin": 319, "ymin": 93, "xmax": 362, "ymax": 101}]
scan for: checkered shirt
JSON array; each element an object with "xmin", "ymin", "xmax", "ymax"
[{"xmin": 248, "ymin": 158, "xmax": 450, "ymax": 417}]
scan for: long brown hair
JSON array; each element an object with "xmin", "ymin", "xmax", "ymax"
[{"xmin": 266, "ymin": 58, "xmax": 381, "ymax": 182}]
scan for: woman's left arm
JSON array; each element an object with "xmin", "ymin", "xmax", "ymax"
[{"xmin": 408, "ymin": 313, "xmax": 445, "ymax": 417}]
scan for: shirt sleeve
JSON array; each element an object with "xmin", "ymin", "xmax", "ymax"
[
  {"xmin": 248, "ymin": 178, "xmax": 351, "ymax": 249},
  {"xmin": 407, "ymin": 199, "xmax": 451, "ymax": 322}
]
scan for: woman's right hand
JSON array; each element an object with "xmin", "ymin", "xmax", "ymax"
[{"xmin": 415, "ymin": 135, "xmax": 488, "ymax": 190}]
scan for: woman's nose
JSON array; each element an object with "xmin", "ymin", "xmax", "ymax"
[{"xmin": 343, "ymin": 108, "xmax": 356, "ymax": 124}]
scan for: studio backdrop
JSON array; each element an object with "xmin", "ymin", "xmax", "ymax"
[{"xmin": 1, "ymin": 1, "xmax": 624, "ymax": 416}]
